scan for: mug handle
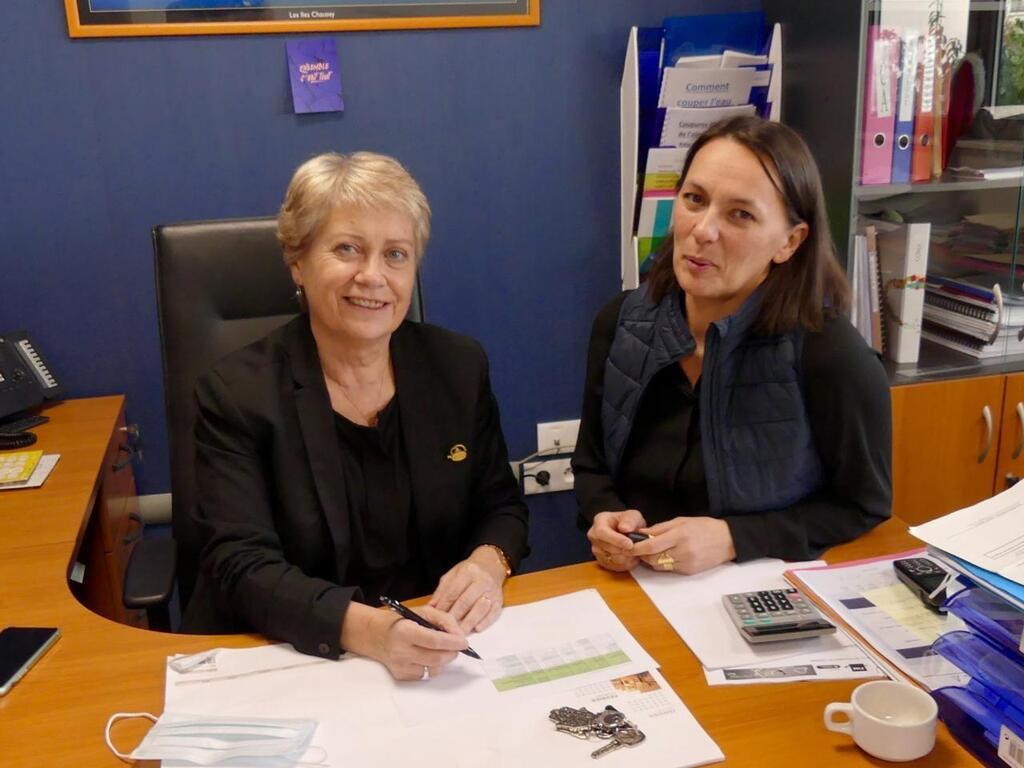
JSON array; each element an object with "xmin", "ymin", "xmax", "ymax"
[{"xmin": 824, "ymin": 703, "xmax": 854, "ymax": 735}]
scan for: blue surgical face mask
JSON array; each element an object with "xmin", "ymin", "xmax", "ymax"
[{"xmin": 105, "ymin": 711, "xmax": 325, "ymax": 766}]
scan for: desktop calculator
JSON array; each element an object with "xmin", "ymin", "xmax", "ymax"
[{"xmin": 722, "ymin": 588, "xmax": 836, "ymax": 644}]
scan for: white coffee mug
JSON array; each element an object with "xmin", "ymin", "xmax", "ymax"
[{"xmin": 824, "ymin": 680, "xmax": 938, "ymax": 762}]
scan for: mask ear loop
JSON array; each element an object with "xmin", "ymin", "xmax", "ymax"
[
  {"xmin": 294, "ymin": 746, "xmax": 329, "ymax": 767},
  {"xmin": 105, "ymin": 712, "xmax": 157, "ymax": 763}
]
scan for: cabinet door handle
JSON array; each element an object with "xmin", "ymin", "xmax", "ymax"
[
  {"xmin": 979, "ymin": 405, "xmax": 994, "ymax": 464},
  {"xmin": 1007, "ymin": 473, "xmax": 1021, "ymax": 489},
  {"xmin": 112, "ymin": 443, "xmax": 134, "ymax": 472},
  {"xmin": 122, "ymin": 512, "xmax": 144, "ymax": 545},
  {"xmin": 1014, "ymin": 403, "xmax": 1024, "ymax": 460}
]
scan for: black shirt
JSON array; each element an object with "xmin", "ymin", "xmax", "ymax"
[
  {"xmin": 333, "ymin": 398, "xmax": 431, "ymax": 604},
  {"xmin": 572, "ymin": 292, "xmax": 893, "ymax": 562}
]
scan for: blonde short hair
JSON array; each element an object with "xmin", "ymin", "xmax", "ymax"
[{"xmin": 277, "ymin": 151, "xmax": 431, "ymax": 265}]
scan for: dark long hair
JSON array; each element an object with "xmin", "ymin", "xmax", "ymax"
[{"xmin": 645, "ymin": 116, "xmax": 850, "ymax": 334}]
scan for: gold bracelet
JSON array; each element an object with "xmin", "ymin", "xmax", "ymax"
[{"xmin": 480, "ymin": 544, "xmax": 513, "ymax": 578}]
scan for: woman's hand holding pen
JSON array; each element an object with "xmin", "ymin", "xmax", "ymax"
[
  {"xmin": 630, "ymin": 516, "xmax": 736, "ymax": 575},
  {"xmin": 429, "ymin": 547, "xmax": 505, "ymax": 634},
  {"xmin": 340, "ymin": 603, "xmax": 468, "ymax": 682},
  {"xmin": 588, "ymin": 509, "xmax": 647, "ymax": 572}
]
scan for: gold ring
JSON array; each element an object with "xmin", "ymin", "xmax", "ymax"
[{"xmin": 656, "ymin": 553, "xmax": 675, "ymax": 571}]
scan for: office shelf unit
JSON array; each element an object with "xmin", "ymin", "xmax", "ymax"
[{"xmin": 764, "ymin": 0, "xmax": 1024, "ymax": 524}]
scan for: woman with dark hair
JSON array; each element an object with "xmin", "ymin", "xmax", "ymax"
[{"xmin": 573, "ymin": 116, "xmax": 891, "ymax": 576}]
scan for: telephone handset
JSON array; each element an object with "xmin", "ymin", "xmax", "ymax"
[{"xmin": 0, "ymin": 331, "xmax": 64, "ymax": 448}]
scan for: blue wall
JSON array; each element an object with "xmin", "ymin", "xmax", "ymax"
[{"xmin": 0, "ymin": 0, "xmax": 746, "ymax": 571}]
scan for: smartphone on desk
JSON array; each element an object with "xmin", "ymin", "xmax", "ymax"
[{"xmin": 0, "ymin": 627, "xmax": 60, "ymax": 696}]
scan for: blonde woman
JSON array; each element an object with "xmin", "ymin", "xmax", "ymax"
[{"xmin": 184, "ymin": 152, "xmax": 528, "ymax": 682}]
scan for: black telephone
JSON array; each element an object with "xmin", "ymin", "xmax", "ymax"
[{"xmin": 0, "ymin": 331, "xmax": 64, "ymax": 448}]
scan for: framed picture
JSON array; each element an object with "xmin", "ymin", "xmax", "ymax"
[{"xmin": 64, "ymin": 0, "xmax": 539, "ymax": 38}]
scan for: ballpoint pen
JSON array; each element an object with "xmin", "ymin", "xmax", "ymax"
[{"xmin": 379, "ymin": 596, "xmax": 482, "ymax": 660}]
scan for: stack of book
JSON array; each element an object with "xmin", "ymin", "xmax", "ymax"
[
  {"xmin": 921, "ymin": 275, "xmax": 1024, "ymax": 359},
  {"xmin": 944, "ymin": 213, "xmax": 1024, "ymax": 278}
]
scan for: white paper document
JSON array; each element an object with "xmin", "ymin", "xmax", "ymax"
[
  {"xmin": 658, "ymin": 67, "xmax": 756, "ymax": 109},
  {"xmin": 2, "ymin": 454, "xmax": 59, "ymax": 490},
  {"xmin": 790, "ymin": 559, "xmax": 970, "ymax": 690},
  {"xmin": 632, "ymin": 559, "xmax": 863, "ymax": 671},
  {"xmin": 660, "ymin": 104, "xmax": 756, "ymax": 149},
  {"xmin": 910, "ymin": 481, "xmax": 1024, "ymax": 585},
  {"xmin": 161, "ymin": 590, "xmax": 722, "ymax": 768},
  {"xmin": 703, "ymin": 649, "xmax": 881, "ymax": 686},
  {"xmin": 645, "ymin": 146, "xmax": 688, "ymax": 175},
  {"xmin": 393, "ymin": 590, "xmax": 657, "ymax": 726}
]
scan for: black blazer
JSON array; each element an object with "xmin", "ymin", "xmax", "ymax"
[{"xmin": 181, "ymin": 315, "xmax": 529, "ymax": 658}]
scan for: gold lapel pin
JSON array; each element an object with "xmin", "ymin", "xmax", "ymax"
[{"xmin": 447, "ymin": 444, "xmax": 468, "ymax": 462}]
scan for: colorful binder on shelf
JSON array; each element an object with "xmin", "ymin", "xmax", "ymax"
[
  {"xmin": 861, "ymin": 26, "xmax": 900, "ymax": 185},
  {"xmin": 891, "ymin": 32, "xmax": 918, "ymax": 185},
  {"xmin": 912, "ymin": 32, "xmax": 937, "ymax": 183}
]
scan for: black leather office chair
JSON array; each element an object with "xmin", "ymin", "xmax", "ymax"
[{"xmin": 127, "ymin": 216, "xmax": 423, "ymax": 624}]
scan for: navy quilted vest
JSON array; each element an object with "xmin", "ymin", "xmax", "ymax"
[{"xmin": 601, "ymin": 285, "xmax": 824, "ymax": 515}]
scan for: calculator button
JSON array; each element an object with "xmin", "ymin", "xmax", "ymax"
[
  {"xmin": 783, "ymin": 610, "xmax": 796, "ymax": 616},
  {"xmin": 758, "ymin": 591, "xmax": 770, "ymax": 597},
  {"xmin": 786, "ymin": 588, "xmax": 798, "ymax": 594},
  {"xmin": 729, "ymin": 595, "xmax": 743, "ymax": 603},
  {"xmin": 758, "ymin": 618, "xmax": 772, "ymax": 624},
  {"xmin": 742, "ymin": 619, "xmax": 755, "ymax": 625},
  {"xmin": 752, "ymin": 606, "xmax": 765, "ymax": 613},
  {"xmin": 799, "ymin": 608, "xmax": 812, "ymax": 614}
]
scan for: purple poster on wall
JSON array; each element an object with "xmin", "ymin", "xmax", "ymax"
[{"xmin": 286, "ymin": 37, "xmax": 344, "ymax": 114}]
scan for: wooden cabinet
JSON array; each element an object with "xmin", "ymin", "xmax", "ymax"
[
  {"xmin": 995, "ymin": 372, "xmax": 1024, "ymax": 495},
  {"xmin": 891, "ymin": 373, "xmax": 1024, "ymax": 525},
  {"xmin": 76, "ymin": 403, "xmax": 146, "ymax": 627}
]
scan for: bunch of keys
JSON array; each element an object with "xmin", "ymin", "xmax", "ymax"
[{"xmin": 548, "ymin": 705, "xmax": 647, "ymax": 759}]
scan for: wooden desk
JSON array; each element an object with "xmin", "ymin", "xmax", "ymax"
[{"xmin": 0, "ymin": 397, "xmax": 977, "ymax": 766}]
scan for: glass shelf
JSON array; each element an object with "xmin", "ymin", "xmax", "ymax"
[
  {"xmin": 866, "ymin": 0, "xmax": 1003, "ymax": 11},
  {"xmin": 855, "ymin": 176, "xmax": 1024, "ymax": 200}
]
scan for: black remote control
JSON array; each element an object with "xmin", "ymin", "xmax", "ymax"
[{"xmin": 893, "ymin": 558, "xmax": 950, "ymax": 613}]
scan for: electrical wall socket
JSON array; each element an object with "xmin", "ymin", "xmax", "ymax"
[
  {"xmin": 521, "ymin": 457, "xmax": 574, "ymax": 495},
  {"xmin": 537, "ymin": 419, "xmax": 581, "ymax": 454}
]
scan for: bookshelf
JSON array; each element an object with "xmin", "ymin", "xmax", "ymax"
[{"xmin": 766, "ymin": 0, "xmax": 1024, "ymax": 379}]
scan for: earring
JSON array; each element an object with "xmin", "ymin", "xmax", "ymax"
[{"xmin": 294, "ymin": 286, "xmax": 305, "ymax": 301}]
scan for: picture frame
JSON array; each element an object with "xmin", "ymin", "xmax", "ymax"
[{"xmin": 64, "ymin": 0, "xmax": 539, "ymax": 38}]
